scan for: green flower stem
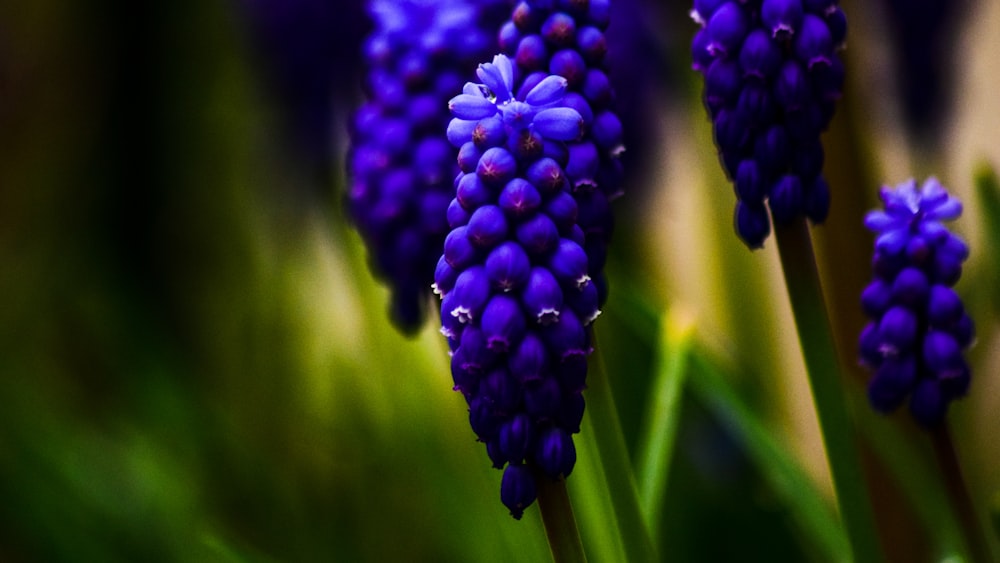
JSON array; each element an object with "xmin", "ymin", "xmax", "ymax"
[
  {"xmin": 931, "ymin": 424, "xmax": 993, "ymax": 562},
  {"xmin": 774, "ymin": 218, "xmax": 883, "ymax": 563},
  {"xmin": 587, "ymin": 332, "xmax": 657, "ymax": 562},
  {"xmin": 535, "ymin": 472, "xmax": 588, "ymax": 563}
]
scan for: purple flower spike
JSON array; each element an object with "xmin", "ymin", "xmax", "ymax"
[
  {"xmin": 859, "ymin": 178, "xmax": 975, "ymax": 428},
  {"xmin": 565, "ymin": 142, "xmax": 600, "ymax": 191},
  {"xmin": 447, "ymin": 266, "xmax": 491, "ymax": 324},
  {"xmin": 576, "ymin": 26, "xmax": 608, "ymax": 63},
  {"xmin": 481, "ymin": 294, "xmax": 528, "ymax": 353},
  {"xmin": 482, "ymin": 368, "xmax": 522, "ymax": 413},
  {"xmin": 691, "ymin": 0, "xmax": 846, "ymax": 247},
  {"xmin": 509, "ymin": 332, "xmax": 549, "ymax": 383},
  {"xmin": 444, "ymin": 226, "xmax": 480, "ymax": 270},
  {"xmin": 878, "ymin": 306, "xmax": 918, "ymax": 352},
  {"xmin": 735, "ymin": 201, "xmax": 771, "ymax": 249},
  {"xmin": 548, "ymin": 239, "xmax": 591, "ymax": 289},
  {"xmin": 542, "ymin": 12, "xmax": 576, "ymax": 47},
  {"xmin": 448, "ymin": 117, "xmax": 480, "ymax": 149},
  {"xmin": 768, "ymin": 174, "xmax": 803, "ymax": 225},
  {"xmin": 447, "ymin": 197, "xmax": 471, "ymax": 229},
  {"xmin": 524, "ymin": 376, "xmax": 563, "ymax": 419},
  {"xmin": 533, "ymin": 108, "xmax": 586, "ymax": 141},
  {"xmin": 909, "ymin": 379, "xmax": 946, "ymax": 428},
  {"xmin": 762, "ymin": 0, "xmax": 805, "ymax": 39},
  {"xmin": 869, "ymin": 356, "xmax": 916, "ymax": 412},
  {"xmin": 450, "ymin": 93, "xmax": 501, "ymax": 120},
  {"xmin": 774, "ymin": 61, "xmax": 811, "ymax": 111},
  {"xmin": 927, "ymin": 285, "xmax": 963, "ymax": 327},
  {"xmin": 739, "ymin": 30, "xmax": 783, "ymax": 80},
  {"xmin": 499, "ymin": 178, "xmax": 543, "ymax": 218},
  {"xmin": 348, "ymin": 0, "xmax": 507, "ymax": 333},
  {"xmin": 542, "ymin": 308, "xmax": 587, "ymax": 360},
  {"xmin": 922, "ymin": 331, "xmax": 961, "ymax": 373},
  {"xmin": 458, "ymin": 326, "xmax": 497, "ymax": 376},
  {"xmin": 794, "ymin": 14, "xmax": 833, "ymax": 68},
  {"xmin": 549, "ymin": 49, "xmax": 588, "ymax": 87},
  {"xmin": 706, "ymin": 3, "xmax": 750, "ymax": 57},
  {"xmin": 735, "ymin": 159, "xmax": 765, "ymax": 203},
  {"xmin": 860, "ymin": 279, "xmax": 891, "ymax": 318},
  {"xmin": 516, "ymin": 35, "xmax": 549, "ymax": 71},
  {"xmin": 567, "ymin": 277, "xmax": 601, "ymax": 325},
  {"xmin": 500, "ymin": 464, "xmax": 537, "ymax": 520},
  {"xmin": 526, "ymin": 158, "xmax": 567, "ymax": 195},
  {"xmin": 433, "ymin": 255, "xmax": 458, "ymax": 297},
  {"xmin": 457, "ymin": 172, "xmax": 493, "ymax": 211},
  {"xmin": 467, "ymin": 205, "xmax": 510, "ymax": 249},
  {"xmin": 890, "ymin": 267, "xmax": 929, "ymax": 307},
  {"xmin": 559, "ymin": 391, "xmax": 585, "ymax": 433},
  {"xmin": 691, "ymin": 0, "xmax": 727, "ymax": 27},
  {"xmin": 440, "ymin": 0, "xmax": 625, "ymax": 517},
  {"xmin": 691, "ymin": 29, "xmax": 715, "ymax": 72},
  {"xmin": 473, "ymin": 116, "xmax": 509, "ymax": 149},
  {"xmin": 535, "ymin": 426, "xmax": 577, "ymax": 479},
  {"xmin": 523, "ymin": 267, "xmax": 565, "ymax": 325},
  {"xmin": 500, "ymin": 414, "xmax": 534, "ymax": 462},
  {"xmin": 477, "ymin": 147, "xmax": 519, "ymax": 187},
  {"xmin": 458, "ymin": 142, "xmax": 484, "ymax": 173},
  {"xmin": 526, "ymin": 75, "xmax": 570, "ymax": 106},
  {"xmin": 516, "ymin": 212, "xmax": 561, "ymax": 256},
  {"xmin": 486, "ymin": 241, "xmax": 532, "ymax": 292},
  {"xmin": 544, "ymin": 191, "xmax": 580, "ymax": 232}
]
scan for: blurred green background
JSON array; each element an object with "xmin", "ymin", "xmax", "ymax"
[{"xmin": 0, "ymin": 0, "xmax": 997, "ymax": 561}]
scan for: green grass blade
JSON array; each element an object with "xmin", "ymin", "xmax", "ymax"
[
  {"xmin": 688, "ymin": 350, "xmax": 852, "ymax": 563},
  {"xmin": 634, "ymin": 307, "xmax": 695, "ymax": 539},
  {"xmin": 569, "ymin": 410, "xmax": 629, "ymax": 563},
  {"xmin": 586, "ymin": 333, "xmax": 658, "ymax": 562}
]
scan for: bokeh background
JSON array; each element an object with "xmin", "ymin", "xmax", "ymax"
[{"xmin": 0, "ymin": 0, "xmax": 997, "ymax": 561}]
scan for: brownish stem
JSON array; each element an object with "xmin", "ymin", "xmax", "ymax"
[
  {"xmin": 932, "ymin": 423, "xmax": 992, "ymax": 563},
  {"xmin": 535, "ymin": 472, "xmax": 588, "ymax": 563}
]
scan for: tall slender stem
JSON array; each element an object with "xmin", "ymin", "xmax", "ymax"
[
  {"xmin": 932, "ymin": 424, "xmax": 992, "ymax": 562},
  {"xmin": 774, "ymin": 218, "xmax": 883, "ymax": 563},
  {"xmin": 535, "ymin": 473, "xmax": 588, "ymax": 563}
]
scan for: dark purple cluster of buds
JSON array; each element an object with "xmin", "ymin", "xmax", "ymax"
[
  {"xmin": 498, "ymin": 0, "xmax": 623, "ymax": 305},
  {"xmin": 859, "ymin": 178, "xmax": 974, "ymax": 428},
  {"xmin": 691, "ymin": 0, "xmax": 848, "ymax": 248},
  {"xmin": 347, "ymin": 0, "xmax": 505, "ymax": 333},
  {"xmin": 440, "ymin": 54, "xmax": 602, "ymax": 519}
]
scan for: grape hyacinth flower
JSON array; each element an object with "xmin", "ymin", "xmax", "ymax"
[
  {"xmin": 691, "ymin": 0, "xmax": 848, "ymax": 248},
  {"xmin": 440, "ymin": 54, "xmax": 600, "ymax": 519},
  {"xmin": 498, "ymin": 0, "xmax": 625, "ymax": 306},
  {"xmin": 859, "ymin": 178, "xmax": 974, "ymax": 428},
  {"xmin": 347, "ymin": 0, "xmax": 506, "ymax": 333}
]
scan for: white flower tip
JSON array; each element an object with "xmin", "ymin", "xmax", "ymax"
[
  {"xmin": 537, "ymin": 308, "xmax": 560, "ymax": 326},
  {"xmin": 451, "ymin": 306, "xmax": 473, "ymax": 324}
]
